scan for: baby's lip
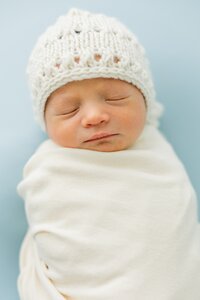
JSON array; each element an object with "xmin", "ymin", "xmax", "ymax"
[{"xmin": 84, "ymin": 132, "xmax": 119, "ymax": 143}]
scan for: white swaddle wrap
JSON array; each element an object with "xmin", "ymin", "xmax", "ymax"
[{"xmin": 17, "ymin": 125, "xmax": 200, "ymax": 300}]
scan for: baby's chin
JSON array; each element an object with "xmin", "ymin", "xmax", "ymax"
[{"xmin": 81, "ymin": 142, "xmax": 130, "ymax": 152}]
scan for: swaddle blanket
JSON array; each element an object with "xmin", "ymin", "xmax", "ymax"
[{"xmin": 17, "ymin": 125, "xmax": 200, "ymax": 300}]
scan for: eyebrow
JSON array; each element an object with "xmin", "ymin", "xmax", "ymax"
[
  {"xmin": 51, "ymin": 93, "xmax": 78, "ymax": 106},
  {"xmin": 104, "ymin": 81, "xmax": 130, "ymax": 92}
]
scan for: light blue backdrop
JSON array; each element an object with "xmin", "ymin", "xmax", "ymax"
[{"xmin": 0, "ymin": 0, "xmax": 199, "ymax": 299}]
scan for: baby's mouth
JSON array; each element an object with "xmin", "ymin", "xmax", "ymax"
[{"xmin": 84, "ymin": 133, "xmax": 119, "ymax": 143}]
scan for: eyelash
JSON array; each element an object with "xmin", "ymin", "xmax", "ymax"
[
  {"xmin": 59, "ymin": 107, "xmax": 79, "ymax": 115},
  {"xmin": 106, "ymin": 97, "xmax": 127, "ymax": 101},
  {"xmin": 106, "ymin": 97, "xmax": 127, "ymax": 102}
]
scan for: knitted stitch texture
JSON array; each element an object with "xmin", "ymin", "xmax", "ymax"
[{"xmin": 27, "ymin": 8, "xmax": 163, "ymax": 131}]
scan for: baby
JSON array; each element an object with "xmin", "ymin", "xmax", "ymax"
[{"xmin": 17, "ymin": 8, "xmax": 200, "ymax": 300}]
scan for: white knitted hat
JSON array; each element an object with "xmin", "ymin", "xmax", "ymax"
[{"xmin": 27, "ymin": 8, "xmax": 163, "ymax": 131}]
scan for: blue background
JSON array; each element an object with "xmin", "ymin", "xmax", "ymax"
[{"xmin": 0, "ymin": 0, "xmax": 199, "ymax": 299}]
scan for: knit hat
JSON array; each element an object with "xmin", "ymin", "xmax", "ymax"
[{"xmin": 27, "ymin": 8, "xmax": 163, "ymax": 131}]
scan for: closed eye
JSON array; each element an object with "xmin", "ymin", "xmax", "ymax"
[
  {"xmin": 57, "ymin": 107, "xmax": 79, "ymax": 115},
  {"xmin": 106, "ymin": 97, "xmax": 127, "ymax": 101}
]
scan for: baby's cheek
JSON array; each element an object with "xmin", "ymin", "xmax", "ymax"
[
  {"xmin": 48, "ymin": 121, "xmax": 71, "ymax": 147},
  {"xmin": 133, "ymin": 106, "xmax": 146, "ymax": 128}
]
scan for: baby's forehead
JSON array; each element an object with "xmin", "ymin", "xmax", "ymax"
[{"xmin": 50, "ymin": 77, "xmax": 133, "ymax": 98}]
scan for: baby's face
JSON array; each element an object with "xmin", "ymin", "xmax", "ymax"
[{"xmin": 44, "ymin": 78, "xmax": 146, "ymax": 152}]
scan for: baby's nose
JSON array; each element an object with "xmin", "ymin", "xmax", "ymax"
[{"xmin": 81, "ymin": 105, "xmax": 110, "ymax": 127}]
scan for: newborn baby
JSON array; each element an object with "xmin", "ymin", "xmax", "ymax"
[{"xmin": 17, "ymin": 8, "xmax": 200, "ymax": 300}]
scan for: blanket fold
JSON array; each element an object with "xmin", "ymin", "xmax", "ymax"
[{"xmin": 17, "ymin": 125, "xmax": 200, "ymax": 300}]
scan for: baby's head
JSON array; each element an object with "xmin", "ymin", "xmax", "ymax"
[{"xmin": 27, "ymin": 8, "xmax": 163, "ymax": 152}]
